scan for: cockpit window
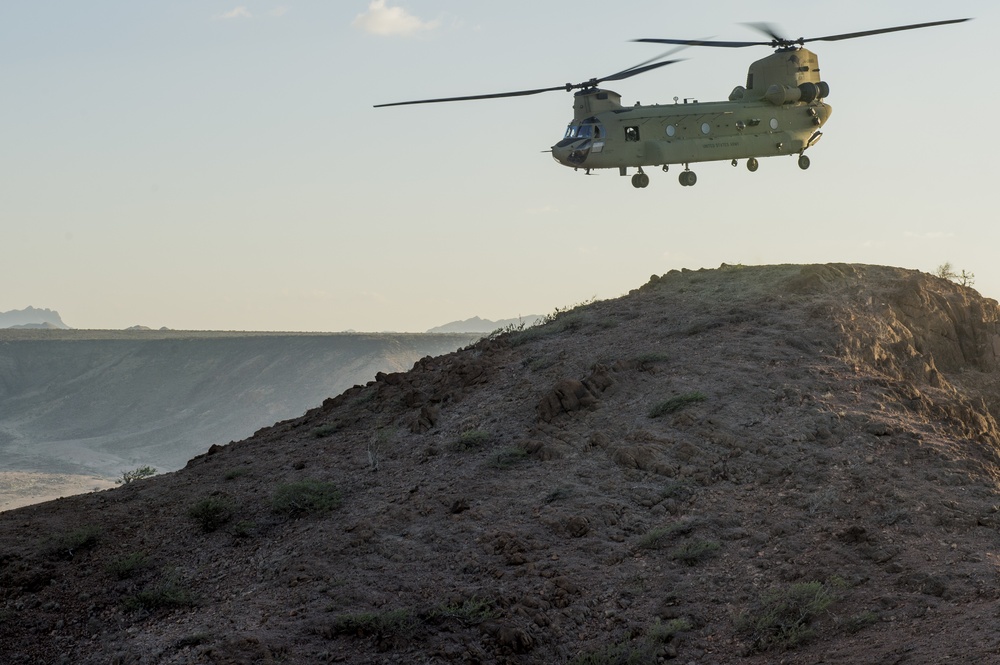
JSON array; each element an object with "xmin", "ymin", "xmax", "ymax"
[{"xmin": 564, "ymin": 123, "xmax": 604, "ymax": 140}]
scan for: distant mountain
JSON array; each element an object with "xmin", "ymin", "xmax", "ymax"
[
  {"xmin": 427, "ymin": 315, "xmax": 542, "ymax": 334},
  {"xmin": 0, "ymin": 306, "xmax": 69, "ymax": 329}
]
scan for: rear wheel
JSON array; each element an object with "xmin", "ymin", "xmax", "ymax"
[
  {"xmin": 798, "ymin": 154, "xmax": 811, "ymax": 170},
  {"xmin": 747, "ymin": 157, "xmax": 759, "ymax": 172}
]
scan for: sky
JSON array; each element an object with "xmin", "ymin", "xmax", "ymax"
[{"xmin": 2, "ymin": 1, "xmax": 996, "ymax": 332}]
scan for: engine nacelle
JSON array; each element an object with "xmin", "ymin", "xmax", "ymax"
[{"xmin": 765, "ymin": 81, "xmax": 830, "ymax": 105}]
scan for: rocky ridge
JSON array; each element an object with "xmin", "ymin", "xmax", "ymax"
[{"xmin": 1, "ymin": 263, "xmax": 999, "ymax": 664}]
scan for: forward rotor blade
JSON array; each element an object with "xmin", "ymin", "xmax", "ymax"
[
  {"xmin": 374, "ymin": 85, "xmax": 570, "ymax": 108},
  {"xmin": 375, "ymin": 50, "xmax": 684, "ymax": 108},
  {"xmin": 633, "ymin": 37, "xmax": 769, "ymax": 48},
  {"xmin": 601, "ymin": 58, "xmax": 683, "ymax": 83},
  {"xmin": 804, "ymin": 17, "xmax": 971, "ymax": 43}
]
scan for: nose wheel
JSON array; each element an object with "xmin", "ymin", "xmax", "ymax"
[{"xmin": 679, "ymin": 169, "xmax": 697, "ymax": 187}]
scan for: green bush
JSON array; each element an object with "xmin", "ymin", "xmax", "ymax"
[
  {"xmin": 187, "ymin": 497, "xmax": 235, "ymax": 532},
  {"xmin": 271, "ymin": 480, "xmax": 342, "ymax": 517},
  {"xmin": 451, "ymin": 429, "xmax": 491, "ymax": 451},
  {"xmin": 648, "ymin": 617, "xmax": 692, "ymax": 642},
  {"xmin": 311, "ymin": 424, "xmax": 339, "ymax": 438},
  {"xmin": 116, "ymin": 465, "xmax": 157, "ymax": 485},
  {"xmin": 126, "ymin": 576, "xmax": 198, "ymax": 611},
  {"xmin": 737, "ymin": 580, "xmax": 836, "ymax": 652},
  {"xmin": 331, "ymin": 609, "xmax": 417, "ymax": 637},
  {"xmin": 569, "ymin": 640, "xmax": 658, "ymax": 665},
  {"xmin": 427, "ymin": 598, "xmax": 496, "ymax": 624},
  {"xmin": 490, "ymin": 447, "xmax": 528, "ymax": 469},
  {"xmin": 668, "ymin": 539, "xmax": 721, "ymax": 565},
  {"xmin": 48, "ymin": 525, "xmax": 101, "ymax": 560},
  {"xmin": 106, "ymin": 552, "xmax": 150, "ymax": 579},
  {"xmin": 649, "ymin": 392, "xmax": 707, "ymax": 418}
]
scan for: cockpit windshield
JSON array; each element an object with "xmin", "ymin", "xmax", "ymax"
[{"xmin": 563, "ymin": 123, "xmax": 603, "ymax": 140}]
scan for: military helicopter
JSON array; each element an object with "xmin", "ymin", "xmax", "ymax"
[{"xmin": 375, "ymin": 18, "xmax": 969, "ymax": 189}]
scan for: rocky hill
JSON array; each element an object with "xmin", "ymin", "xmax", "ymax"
[{"xmin": 2, "ymin": 264, "xmax": 999, "ymax": 664}]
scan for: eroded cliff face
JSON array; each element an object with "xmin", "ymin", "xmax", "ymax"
[{"xmin": 2, "ymin": 264, "xmax": 1000, "ymax": 665}]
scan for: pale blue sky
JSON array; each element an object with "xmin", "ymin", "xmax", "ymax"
[{"xmin": 2, "ymin": 2, "xmax": 994, "ymax": 331}]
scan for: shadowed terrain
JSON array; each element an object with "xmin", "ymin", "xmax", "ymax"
[{"xmin": 2, "ymin": 264, "xmax": 999, "ymax": 664}]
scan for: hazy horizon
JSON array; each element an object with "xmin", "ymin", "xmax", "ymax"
[{"xmin": 3, "ymin": 1, "xmax": 995, "ymax": 332}]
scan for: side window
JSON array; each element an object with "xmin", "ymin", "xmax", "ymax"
[{"xmin": 625, "ymin": 126, "xmax": 639, "ymax": 142}]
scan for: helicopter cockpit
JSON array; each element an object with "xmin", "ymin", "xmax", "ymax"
[{"xmin": 563, "ymin": 118, "xmax": 605, "ymax": 140}]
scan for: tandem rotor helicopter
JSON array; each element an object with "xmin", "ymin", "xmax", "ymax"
[{"xmin": 376, "ymin": 18, "xmax": 969, "ymax": 189}]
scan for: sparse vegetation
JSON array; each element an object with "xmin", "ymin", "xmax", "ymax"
[
  {"xmin": 187, "ymin": 497, "xmax": 235, "ymax": 532},
  {"xmin": 224, "ymin": 467, "xmax": 250, "ymax": 480},
  {"xmin": 490, "ymin": 446, "xmax": 529, "ymax": 469},
  {"xmin": 737, "ymin": 580, "xmax": 837, "ymax": 652},
  {"xmin": 451, "ymin": 429, "xmax": 491, "ymax": 451},
  {"xmin": 648, "ymin": 617, "xmax": 692, "ymax": 642},
  {"xmin": 508, "ymin": 297, "xmax": 598, "ymax": 346},
  {"xmin": 48, "ymin": 525, "xmax": 101, "ymax": 560},
  {"xmin": 116, "ymin": 465, "xmax": 157, "ymax": 485},
  {"xmin": 843, "ymin": 610, "xmax": 879, "ymax": 634},
  {"xmin": 649, "ymin": 392, "xmax": 707, "ymax": 418},
  {"xmin": 271, "ymin": 480, "xmax": 342, "ymax": 517},
  {"xmin": 427, "ymin": 597, "xmax": 497, "ymax": 625},
  {"xmin": 633, "ymin": 351, "xmax": 671, "ymax": 366},
  {"xmin": 569, "ymin": 640, "xmax": 658, "ymax": 665},
  {"xmin": 106, "ymin": 552, "xmax": 150, "ymax": 579},
  {"xmin": 545, "ymin": 486, "xmax": 573, "ymax": 503},
  {"xmin": 311, "ymin": 424, "xmax": 340, "ymax": 438},
  {"xmin": 329, "ymin": 609, "xmax": 418, "ymax": 638},
  {"xmin": 126, "ymin": 576, "xmax": 199, "ymax": 611},
  {"xmin": 668, "ymin": 539, "xmax": 721, "ymax": 565},
  {"xmin": 936, "ymin": 261, "xmax": 975, "ymax": 287}
]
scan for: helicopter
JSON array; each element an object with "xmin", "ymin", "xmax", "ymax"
[{"xmin": 375, "ymin": 18, "xmax": 970, "ymax": 189}]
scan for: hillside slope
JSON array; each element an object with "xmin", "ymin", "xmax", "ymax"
[
  {"xmin": 2, "ymin": 264, "xmax": 999, "ymax": 664},
  {"xmin": 0, "ymin": 331, "xmax": 478, "ymax": 509}
]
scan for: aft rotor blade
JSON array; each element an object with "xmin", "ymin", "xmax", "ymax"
[
  {"xmin": 804, "ymin": 18, "xmax": 971, "ymax": 43},
  {"xmin": 374, "ymin": 85, "xmax": 570, "ymax": 108},
  {"xmin": 744, "ymin": 22, "xmax": 786, "ymax": 42},
  {"xmin": 636, "ymin": 18, "xmax": 971, "ymax": 50}
]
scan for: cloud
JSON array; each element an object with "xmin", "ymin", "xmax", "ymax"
[
  {"xmin": 216, "ymin": 6, "xmax": 253, "ymax": 20},
  {"xmin": 903, "ymin": 231, "xmax": 955, "ymax": 240},
  {"xmin": 353, "ymin": 0, "xmax": 440, "ymax": 37}
]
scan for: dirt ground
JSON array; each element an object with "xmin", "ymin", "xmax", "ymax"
[
  {"xmin": 0, "ymin": 473, "xmax": 117, "ymax": 513},
  {"xmin": 2, "ymin": 263, "xmax": 1000, "ymax": 664}
]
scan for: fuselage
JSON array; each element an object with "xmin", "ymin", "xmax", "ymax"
[{"xmin": 551, "ymin": 47, "xmax": 833, "ymax": 171}]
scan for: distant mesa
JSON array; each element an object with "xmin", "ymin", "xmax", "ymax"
[
  {"xmin": 427, "ymin": 315, "xmax": 542, "ymax": 334},
  {"xmin": 0, "ymin": 306, "xmax": 70, "ymax": 329},
  {"xmin": 126, "ymin": 325, "xmax": 153, "ymax": 331}
]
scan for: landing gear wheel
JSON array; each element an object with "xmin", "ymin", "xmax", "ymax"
[
  {"xmin": 631, "ymin": 173, "xmax": 649, "ymax": 188},
  {"xmin": 798, "ymin": 154, "xmax": 811, "ymax": 170},
  {"xmin": 679, "ymin": 171, "xmax": 697, "ymax": 187},
  {"xmin": 747, "ymin": 157, "xmax": 759, "ymax": 172}
]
